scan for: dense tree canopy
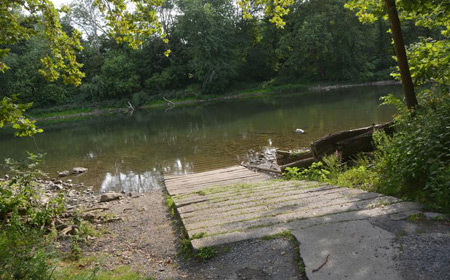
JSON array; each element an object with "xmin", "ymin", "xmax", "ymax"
[
  {"xmin": 1, "ymin": 0, "xmax": 168, "ymax": 86},
  {"xmin": 1, "ymin": 0, "xmax": 448, "ymax": 135},
  {"xmin": 346, "ymin": 0, "xmax": 449, "ymax": 106}
]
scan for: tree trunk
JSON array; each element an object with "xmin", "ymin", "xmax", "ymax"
[{"xmin": 384, "ymin": 0, "xmax": 418, "ymax": 109}]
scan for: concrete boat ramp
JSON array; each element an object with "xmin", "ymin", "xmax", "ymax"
[{"xmin": 164, "ymin": 165, "xmax": 422, "ymax": 280}]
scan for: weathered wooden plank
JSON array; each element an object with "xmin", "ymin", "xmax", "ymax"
[
  {"xmin": 166, "ymin": 172, "xmax": 265, "ymax": 188},
  {"xmin": 164, "ymin": 165, "xmax": 270, "ymax": 196},
  {"xmin": 168, "ymin": 176, "xmax": 269, "ymax": 195},
  {"xmin": 164, "ymin": 166, "xmax": 244, "ymax": 181}
]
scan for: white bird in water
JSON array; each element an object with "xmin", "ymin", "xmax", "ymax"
[{"xmin": 295, "ymin": 128, "xmax": 305, "ymax": 134}]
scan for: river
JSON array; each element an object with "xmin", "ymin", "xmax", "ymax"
[{"xmin": 0, "ymin": 85, "xmax": 400, "ymax": 193}]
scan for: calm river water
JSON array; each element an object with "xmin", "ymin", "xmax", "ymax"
[{"xmin": 0, "ymin": 85, "xmax": 400, "ymax": 193}]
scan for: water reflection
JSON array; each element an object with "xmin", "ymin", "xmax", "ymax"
[
  {"xmin": 162, "ymin": 158, "xmax": 194, "ymax": 176},
  {"xmin": 0, "ymin": 85, "xmax": 401, "ymax": 193},
  {"xmin": 99, "ymin": 158, "xmax": 195, "ymax": 193},
  {"xmin": 99, "ymin": 171, "xmax": 163, "ymax": 193}
]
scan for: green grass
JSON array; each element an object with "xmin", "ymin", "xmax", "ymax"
[
  {"xmin": 236, "ymin": 82, "xmax": 309, "ymax": 96},
  {"xmin": 30, "ymin": 108, "xmax": 94, "ymax": 118},
  {"xmin": 407, "ymin": 212, "xmax": 426, "ymax": 223},
  {"xmin": 164, "ymin": 193, "xmax": 194, "ymax": 258},
  {"xmin": 261, "ymin": 230, "xmax": 295, "ymax": 242},
  {"xmin": 195, "ymin": 191, "xmax": 206, "ymax": 196},
  {"xmin": 431, "ymin": 214, "xmax": 450, "ymax": 222},
  {"xmin": 54, "ymin": 260, "xmax": 150, "ymax": 280},
  {"xmin": 165, "ymin": 194, "xmax": 176, "ymax": 217},
  {"xmin": 191, "ymin": 232, "xmax": 206, "ymax": 240},
  {"xmin": 141, "ymin": 81, "xmax": 311, "ymax": 110},
  {"xmin": 164, "ymin": 193, "xmax": 219, "ymax": 261},
  {"xmin": 195, "ymin": 247, "xmax": 218, "ymax": 261}
]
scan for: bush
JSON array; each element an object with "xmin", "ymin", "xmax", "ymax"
[
  {"xmin": 374, "ymin": 90, "xmax": 450, "ymax": 212},
  {"xmin": 39, "ymin": 84, "xmax": 68, "ymax": 105},
  {"xmin": 283, "ymin": 153, "xmax": 378, "ymax": 191},
  {"xmin": 284, "ymin": 162, "xmax": 330, "ymax": 182},
  {"xmin": 0, "ymin": 154, "xmax": 64, "ymax": 280},
  {"xmin": 0, "ymin": 228, "xmax": 54, "ymax": 280},
  {"xmin": 334, "ymin": 164, "xmax": 378, "ymax": 191},
  {"xmin": 130, "ymin": 91, "xmax": 149, "ymax": 107},
  {"xmin": 1, "ymin": 154, "xmax": 65, "ymax": 230}
]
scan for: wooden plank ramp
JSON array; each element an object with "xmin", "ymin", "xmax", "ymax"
[
  {"xmin": 164, "ymin": 165, "xmax": 271, "ymax": 196},
  {"xmin": 164, "ymin": 165, "xmax": 422, "ymax": 250}
]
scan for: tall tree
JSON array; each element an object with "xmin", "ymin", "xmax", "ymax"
[
  {"xmin": 384, "ymin": 0, "xmax": 417, "ymax": 108},
  {"xmin": 176, "ymin": 0, "xmax": 239, "ymax": 94},
  {"xmin": 345, "ymin": 0, "xmax": 449, "ymax": 108}
]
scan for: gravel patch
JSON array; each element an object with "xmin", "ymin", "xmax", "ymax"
[
  {"xmin": 370, "ymin": 216, "xmax": 450, "ymax": 280},
  {"xmin": 79, "ymin": 189, "xmax": 302, "ymax": 280},
  {"xmin": 183, "ymin": 238, "xmax": 303, "ymax": 280},
  {"xmin": 396, "ymin": 234, "xmax": 450, "ymax": 280}
]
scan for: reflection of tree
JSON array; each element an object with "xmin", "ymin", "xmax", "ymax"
[
  {"xmin": 98, "ymin": 158, "xmax": 195, "ymax": 193},
  {"xmin": 100, "ymin": 170, "xmax": 162, "ymax": 193},
  {"xmin": 0, "ymin": 86, "xmax": 400, "ymax": 187}
]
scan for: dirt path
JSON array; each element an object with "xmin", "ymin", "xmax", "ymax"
[{"xmin": 81, "ymin": 190, "xmax": 303, "ymax": 280}]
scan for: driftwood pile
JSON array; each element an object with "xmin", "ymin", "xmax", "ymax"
[{"xmin": 247, "ymin": 122, "xmax": 393, "ymax": 174}]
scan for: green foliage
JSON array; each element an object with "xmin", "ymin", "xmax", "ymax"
[
  {"xmin": 100, "ymin": 50, "xmax": 141, "ymax": 98},
  {"xmin": 374, "ymin": 89, "xmax": 450, "ymax": 212},
  {"xmin": 1, "ymin": 0, "xmax": 170, "ymax": 86},
  {"xmin": 407, "ymin": 212, "xmax": 425, "ymax": 223},
  {"xmin": 0, "ymin": 227, "xmax": 54, "ymax": 280},
  {"xmin": 0, "ymin": 154, "xmax": 66, "ymax": 230},
  {"xmin": 330, "ymin": 156, "xmax": 379, "ymax": 191},
  {"xmin": 305, "ymin": 87, "xmax": 450, "ymax": 213},
  {"xmin": 278, "ymin": 0, "xmax": 383, "ymax": 82},
  {"xmin": 176, "ymin": 0, "xmax": 239, "ymax": 94},
  {"xmin": 284, "ymin": 162, "xmax": 330, "ymax": 182},
  {"xmin": 0, "ymin": 154, "xmax": 61, "ymax": 280},
  {"xmin": 238, "ymin": 0, "xmax": 294, "ymax": 28},
  {"xmin": 165, "ymin": 194, "xmax": 176, "ymax": 217},
  {"xmin": 69, "ymin": 238, "xmax": 82, "ymax": 261},
  {"xmin": 1, "ymin": 0, "xmax": 84, "ymax": 85},
  {"xmin": 93, "ymin": 0, "xmax": 166, "ymax": 51},
  {"xmin": 407, "ymin": 38, "xmax": 450, "ymax": 87},
  {"xmin": 195, "ymin": 246, "xmax": 218, "ymax": 261},
  {"xmin": 2, "ymin": 0, "xmax": 424, "ymax": 108},
  {"xmin": 346, "ymin": 0, "xmax": 450, "ymax": 87},
  {"xmin": 191, "ymin": 232, "xmax": 206, "ymax": 240},
  {"xmin": 54, "ymin": 262, "xmax": 149, "ymax": 280},
  {"xmin": 284, "ymin": 153, "xmax": 378, "ymax": 191},
  {"xmin": 0, "ymin": 96, "xmax": 43, "ymax": 137},
  {"xmin": 261, "ymin": 230, "xmax": 295, "ymax": 241},
  {"xmin": 180, "ymin": 237, "xmax": 193, "ymax": 258}
]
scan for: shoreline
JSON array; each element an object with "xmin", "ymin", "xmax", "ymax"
[{"xmin": 31, "ymin": 80, "xmax": 400, "ymax": 122}]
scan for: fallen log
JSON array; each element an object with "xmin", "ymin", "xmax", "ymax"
[
  {"xmin": 276, "ymin": 149, "xmax": 313, "ymax": 166},
  {"xmin": 244, "ymin": 122, "xmax": 394, "ymax": 175},
  {"xmin": 311, "ymin": 122, "xmax": 393, "ymax": 160},
  {"xmin": 335, "ymin": 131, "xmax": 376, "ymax": 159}
]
